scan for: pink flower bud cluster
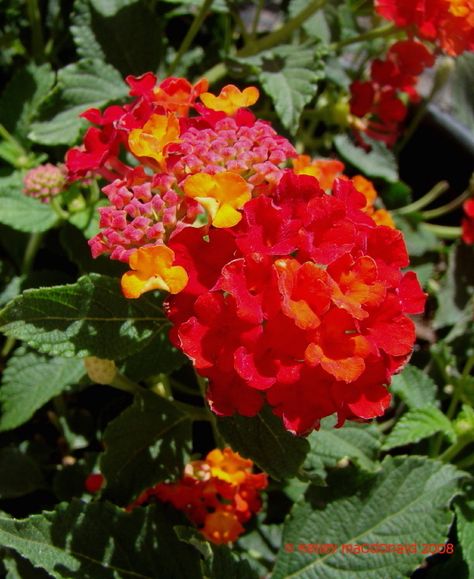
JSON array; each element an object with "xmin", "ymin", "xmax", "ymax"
[
  {"xmin": 171, "ymin": 117, "xmax": 296, "ymax": 191},
  {"xmin": 89, "ymin": 176, "xmax": 200, "ymax": 262},
  {"xmin": 23, "ymin": 163, "xmax": 66, "ymax": 203}
]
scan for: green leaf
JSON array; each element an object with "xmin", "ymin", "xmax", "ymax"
[
  {"xmin": 0, "ymin": 447, "xmax": 44, "ymax": 499},
  {"xmin": 455, "ymin": 494, "xmax": 474, "ymax": 577},
  {"xmin": 0, "ymin": 274, "xmax": 164, "ymax": 359},
  {"xmin": 390, "ymin": 365, "xmax": 438, "ymax": 409},
  {"xmin": 383, "ymin": 406, "xmax": 456, "ymax": 450},
  {"xmin": 0, "ymin": 501, "xmax": 201, "ymax": 578},
  {"xmin": 176, "ymin": 526, "xmax": 258, "ymax": 578},
  {"xmin": 334, "ymin": 134, "xmax": 398, "ymax": 182},
  {"xmin": 238, "ymin": 45, "xmax": 325, "ymax": 135},
  {"xmin": 71, "ymin": 0, "xmax": 164, "ymax": 76},
  {"xmin": 100, "ymin": 390, "xmax": 192, "ymax": 504},
  {"xmin": 305, "ymin": 417, "xmax": 381, "ymax": 480},
  {"xmin": 0, "ymin": 173, "xmax": 58, "ymax": 233},
  {"xmin": 29, "ymin": 60, "xmax": 128, "ymax": 146},
  {"xmin": 273, "ymin": 456, "xmax": 464, "ymax": 579},
  {"xmin": 434, "ymin": 243, "xmax": 474, "ymax": 329},
  {"xmin": 0, "ymin": 348, "xmax": 85, "ymax": 431},
  {"xmin": 217, "ymin": 405, "xmax": 309, "ymax": 480},
  {"xmin": 0, "ymin": 62, "xmax": 55, "ymax": 142}
]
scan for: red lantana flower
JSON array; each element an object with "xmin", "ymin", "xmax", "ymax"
[
  {"xmin": 462, "ymin": 199, "xmax": 474, "ymax": 244},
  {"xmin": 375, "ymin": 0, "xmax": 474, "ymax": 55},
  {"xmin": 166, "ymin": 171, "xmax": 426, "ymax": 435}
]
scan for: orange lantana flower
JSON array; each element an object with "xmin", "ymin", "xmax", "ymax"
[
  {"xmin": 182, "ymin": 172, "xmax": 252, "ymax": 228},
  {"xmin": 206, "ymin": 448, "xmax": 253, "ymax": 486},
  {"xmin": 121, "ymin": 245, "xmax": 188, "ymax": 299},
  {"xmin": 200, "ymin": 84, "xmax": 259, "ymax": 115},
  {"xmin": 128, "ymin": 113, "xmax": 180, "ymax": 168}
]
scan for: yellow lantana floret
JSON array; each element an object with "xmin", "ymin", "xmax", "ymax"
[
  {"xmin": 206, "ymin": 448, "xmax": 252, "ymax": 485},
  {"xmin": 128, "ymin": 113, "xmax": 180, "ymax": 168},
  {"xmin": 200, "ymin": 85, "xmax": 259, "ymax": 115},
  {"xmin": 182, "ymin": 172, "xmax": 252, "ymax": 228},
  {"xmin": 121, "ymin": 245, "xmax": 188, "ymax": 299}
]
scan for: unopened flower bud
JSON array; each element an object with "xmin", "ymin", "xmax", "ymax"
[
  {"xmin": 84, "ymin": 357, "xmax": 117, "ymax": 385},
  {"xmin": 23, "ymin": 163, "xmax": 67, "ymax": 203}
]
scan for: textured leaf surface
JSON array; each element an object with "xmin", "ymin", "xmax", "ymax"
[
  {"xmin": 29, "ymin": 60, "xmax": 127, "ymax": 145},
  {"xmin": 0, "ymin": 274, "xmax": 165, "ymax": 359},
  {"xmin": 71, "ymin": 0, "xmax": 164, "ymax": 76},
  {"xmin": 101, "ymin": 390, "xmax": 192, "ymax": 504},
  {"xmin": 382, "ymin": 406, "xmax": 455, "ymax": 450},
  {"xmin": 0, "ymin": 501, "xmax": 201, "ymax": 578},
  {"xmin": 0, "ymin": 348, "xmax": 85, "ymax": 431},
  {"xmin": 0, "ymin": 173, "xmax": 57, "ymax": 233},
  {"xmin": 334, "ymin": 134, "xmax": 398, "ymax": 182},
  {"xmin": 0, "ymin": 63, "xmax": 55, "ymax": 141},
  {"xmin": 305, "ymin": 417, "xmax": 381, "ymax": 480},
  {"xmin": 217, "ymin": 406, "xmax": 309, "ymax": 480},
  {"xmin": 273, "ymin": 457, "xmax": 464, "ymax": 579},
  {"xmin": 0, "ymin": 447, "xmax": 44, "ymax": 499},
  {"xmin": 238, "ymin": 45, "xmax": 324, "ymax": 134},
  {"xmin": 390, "ymin": 365, "xmax": 438, "ymax": 409}
]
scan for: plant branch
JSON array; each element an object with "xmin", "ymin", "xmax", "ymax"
[
  {"xmin": 168, "ymin": 0, "xmax": 215, "ymax": 75},
  {"xmin": 394, "ymin": 181, "xmax": 449, "ymax": 216}
]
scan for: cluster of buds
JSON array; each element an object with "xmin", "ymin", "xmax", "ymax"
[
  {"xmin": 127, "ymin": 448, "xmax": 267, "ymax": 544},
  {"xmin": 375, "ymin": 0, "xmax": 474, "ymax": 56},
  {"xmin": 67, "ymin": 75, "xmax": 426, "ymax": 435},
  {"xmin": 23, "ymin": 163, "xmax": 66, "ymax": 203},
  {"xmin": 350, "ymin": 40, "xmax": 434, "ymax": 146}
]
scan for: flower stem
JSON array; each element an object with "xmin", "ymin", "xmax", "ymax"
[
  {"xmin": 421, "ymin": 223, "xmax": 462, "ymax": 239},
  {"xmin": 439, "ymin": 435, "xmax": 474, "ymax": 463},
  {"xmin": 250, "ymin": 0, "xmax": 265, "ymax": 38},
  {"xmin": 168, "ymin": 0, "xmax": 215, "ymax": 76},
  {"xmin": 26, "ymin": 0, "xmax": 45, "ymax": 62},
  {"xmin": 331, "ymin": 22, "xmax": 398, "ymax": 51},
  {"xmin": 394, "ymin": 181, "xmax": 449, "ymax": 216},
  {"xmin": 421, "ymin": 189, "xmax": 472, "ymax": 220},
  {"xmin": 239, "ymin": 0, "xmax": 327, "ymax": 56}
]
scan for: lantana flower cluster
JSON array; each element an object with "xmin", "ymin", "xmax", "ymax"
[
  {"xmin": 127, "ymin": 448, "xmax": 268, "ymax": 545},
  {"xmin": 349, "ymin": 40, "xmax": 435, "ymax": 145},
  {"xmin": 66, "ymin": 74, "xmax": 426, "ymax": 435},
  {"xmin": 375, "ymin": 0, "xmax": 474, "ymax": 56}
]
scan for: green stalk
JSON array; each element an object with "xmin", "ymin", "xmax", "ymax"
[
  {"xmin": 226, "ymin": 1, "xmax": 252, "ymax": 46},
  {"xmin": 421, "ymin": 189, "xmax": 472, "ymax": 221},
  {"xmin": 26, "ymin": 0, "xmax": 45, "ymax": 62},
  {"xmin": 239, "ymin": 0, "xmax": 327, "ymax": 57},
  {"xmin": 439, "ymin": 435, "xmax": 474, "ymax": 463},
  {"xmin": 394, "ymin": 181, "xmax": 449, "ymax": 216},
  {"xmin": 331, "ymin": 22, "xmax": 398, "ymax": 50},
  {"xmin": 168, "ymin": 0, "xmax": 215, "ymax": 76},
  {"xmin": 421, "ymin": 223, "xmax": 462, "ymax": 239},
  {"xmin": 250, "ymin": 0, "xmax": 265, "ymax": 38}
]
